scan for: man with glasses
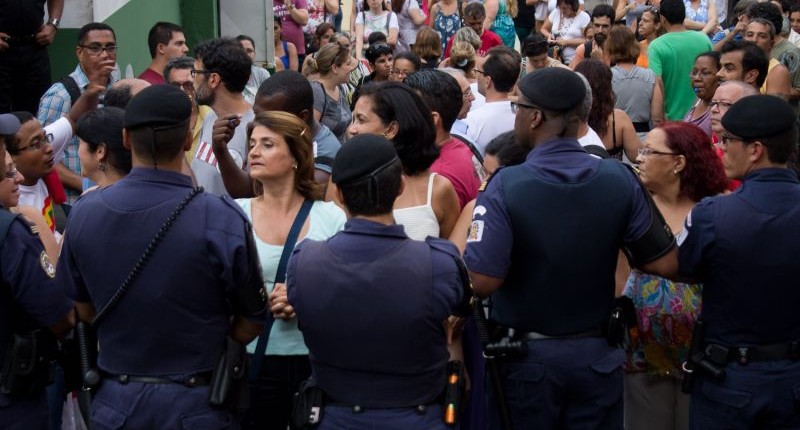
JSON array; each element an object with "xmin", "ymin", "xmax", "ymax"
[
  {"xmin": 464, "ymin": 67, "xmax": 677, "ymax": 429},
  {"xmin": 710, "ymin": 80, "xmax": 758, "ymax": 138},
  {"xmin": 190, "ymin": 38, "xmax": 253, "ymax": 197},
  {"xmin": 164, "ymin": 56, "xmax": 213, "ymax": 163},
  {"xmin": 11, "ymin": 83, "xmax": 104, "ymax": 236},
  {"xmin": 37, "ymin": 22, "xmax": 119, "ymax": 203},
  {"xmin": 463, "ymin": 45, "xmax": 520, "ymax": 155},
  {"xmin": 679, "ymin": 94, "xmax": 800, "ymax": 429}
]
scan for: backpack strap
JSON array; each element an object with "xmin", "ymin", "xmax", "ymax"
[
  {"xmin": 57, "ymin": 76, "xmax": 81, "ymax": 107},
  {"xmin": 583, "ymin": 144, "xmax": 610, "ymax": 159},
  {"xmin": 451, "ymin": 133, "xmax": 484, "ymax": 164},
  {"xmin": 584, "ymin": 40, "xmax": 593, "ymax": 59}
]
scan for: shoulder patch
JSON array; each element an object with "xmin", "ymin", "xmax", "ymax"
[
  {"xmin": 40, "ymin": 251, "xmax": 56, "ymax": 278},
  {"xmin": 467, "ymin": 220, "xmax": 484, "ymax": 243}
]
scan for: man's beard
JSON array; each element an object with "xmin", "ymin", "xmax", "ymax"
[
  {"xmin": 594, "ymin": 33, "xmax": 607, "ymax": 46},
  {"xmin": 195, "ymin": 82, "xmax": 215, "ymax": 106}
]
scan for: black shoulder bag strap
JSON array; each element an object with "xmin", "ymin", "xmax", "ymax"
[
  {"xmin": 90, "ymin": 187, "xmax": 203, "ymax": 326},
  {"xmin": 249, "ymin": 198, "xmax": 314, "ymax": 381},
  {"xmin": 58, "ymin": 76, "xmax": 81, "ymax": 106}
]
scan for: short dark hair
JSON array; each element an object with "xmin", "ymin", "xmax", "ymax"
[
  {"xmin": 485, "ymin": 131, "xmax": 528, "ymax": 167},
  {"xmin": 483, "ymin": 46, "xmax": 521, "ymax": 93},
  {"xmin": 367, "ymin": 31, "xmax": 388, "ymax": 46},
  {"xmin": 235, "ymin": 34, "xmax": 255, "ymax": 48},
  {"xmin": 77, "ymin": 22, "xmax": 116, "ymax": 45},
  {"xmin": 721, "ymin": 40, "xmax": 769, "ymax": 87},
  {"xmin": 660, "ymin": 0, "xmax": 686, "ymax": 25},
  {"xmin": 760, "ymin": 126, "xmax": 799, "ymax": 164},
  {"xmin": 76, "ymin": 107, "xmax": 132, "ymax": 175},
  {"xmin": 254, "ymin": 70, "xmax": 314, "ymax": 121},
  {"xmin": 748, "ymin": 1, "xmax": 783, "ymax": 35},
  {"xmin": 147, "ymin": 22, "xmax": 184, "ymax": 58},
  {"xmin": 696, "ymin": 50, "xmax": 721, "ymax": 69},
  {"xmin": 404, "ymin": 69, "xmax": 463, "ymax": 131},
  {"xmin": 163, "ymin": 56, "xmax": 195, "ymax": 80},
  {"xmin": 7, "ymin": 112, "xmax": 35, "ymax": 154},
  {"xmin": 104, "ymin": 84, "xmax": 134, "ymax": 109},
  {"xmin": 194, "ymin": 38, "xmax": 251, "ymax": 93},
  {"xmin": 355, "ymin": 82, "xmax": 439, "ymax": 175},
  {"xmin": 339, "ymin": 159, "xmax": 403, "ymax": 216},
  {"xmin": 463, "ymin": 2, "xmax": 486, "ymax": 18},
  {"xmin": 394, "ymin": 51, "xmax": 422, "ymax": 71},
  {"xmin": 127, "ymin": 120, "xmax": 190, "ymax": 165},
  {"xmin": 592, "ymin": 4, "xmax": 615, "ymax": 21},
  {"xmin": 523, "ymin": 33, "xmax": 549, "ymax": 57},
  {"xmin": 365, "ymin": 42, "xmax": 393, "ymax": 63},
  {"xmin": 556, "ymin": 0, "xmax": 580, "ymax": 13}
]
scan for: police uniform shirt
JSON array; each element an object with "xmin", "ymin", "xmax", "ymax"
[
  {"xmin": 0, "ymin": 214, "xmax": 70, "ymax": 356},
  {"xmin": 464, "ymin": 138, "xmax": 653, "ymax": 279},
  {"xmin": 678, "ymin": 168, "xmax": 800, "ymax": 346},
  {"xmin": 57, "ymin": 168, "xmax": 264, "ymax": 377}
]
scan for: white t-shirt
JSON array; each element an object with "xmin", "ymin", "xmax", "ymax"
[
  {"xmin": 549, "ymin": 9, "xmax": 591, "ymax": 64},
  {"xmin": 468, "ymin": 82, "xmax": 486, "ymax": 112},
  {"xmin": 192, "ymin": 109, "xmax": 255, "ymax": 196},
  {"xmin": 18, "ymin": 180, "xmax": 55, "ymax": 233},
  {"xmin": 578, "ymin": 126, "xmax": 605, "ymax": 159},
  {"xmin": 464, "ymin": 100, "xmax": 514, "ymax": 155},
  {"xmin": 355, "ymin": 10, "xmax": 399, "ymax": 43}
]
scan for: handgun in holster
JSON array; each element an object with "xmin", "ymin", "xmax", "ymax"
[
  {"xmin": 0, "ymin": 329, "xmax": 58, "ymax": 397},
  {"xmin": 681, "ymin": 320, "xmax": 726, "ymax": 394},
  {"xmin": 607, "ymin": 296, "xmax": 639, "ymax": 349},
  {"xmin": 209, "ymin": 337, "xmax": 249, "ymax": 410}
]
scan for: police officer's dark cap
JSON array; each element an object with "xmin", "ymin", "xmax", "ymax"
[
  {"xmin": 722, "ymin": 95, "xmax": 796, "ymax": 139},
  {"xmin": 124, "ymin": 84, "xmax": 191, "ymax": 130},
  {"xmin": 0, "ymin": 114, "xmax": 21, "ymax": 135},
  {"xmin": 518, "ymin": 68, "xmax": 585, "ymax": 113},
  {"xmin": 332, "ymin": 134, "xmax": 399, "ymax": 185}
]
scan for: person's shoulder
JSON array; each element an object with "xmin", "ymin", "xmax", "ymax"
[
  {"xmin": 424, "ymin": 235, "xmax": 461, "ymax": 260},
  {"xmin": 483, "ymin": 29, "xmax": 502, "ymax": 43},
  {"xmin": 312, "ymin": 200, "xmax": 346, "ymax": 224},
  {"xmin": 207, "ymin": 194, "xmax": 250, "ymax": 224}
]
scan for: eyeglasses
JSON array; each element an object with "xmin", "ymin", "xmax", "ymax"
[
  {"xmin": 170, "ymin": 81, "xmax": 195, "ymax": 92},
  {"xmin": 638, "ymin": 147, "xmax": 679, "ymax": 157},
  {"xmin": 389, "ymin": 68, "xmax": 411, "ymax": 77},
  {"xmin": 646, "ymin": 6, "xmax": 660, "ymax": 18},
  {"xmin": 719, "ymin": 133, "xmax": 753, "ymax": 147},
  {"xmin": 191, "ymin": 69, "xmax": 216, "ymax": 78},
  {"xmin": 474, "ymin": 69, "xmax": 486, "ymax": 76},
  {"xmin": 4, "ymin": 168, "xmax": 18, "ymax": 179},
  {"xmin": 690, "ymin": 69, "xmax": 715, "ymax": 77},
  {"xmin": 79, "ymin": 44, "xmax": 118, "ymax": 55},
  {"xmin": 709, "ymin": 100, "xmax": 734, "ymax": 109},
  {"xmin": 510, "ymin": 101, "xmax": 540, "ymax": 114},
  {"xmin": 17, "ymin": 133, "xmax": 53, "ymax": 152},
  {"xmin": 463, "ymin": 87, "xmax": 473, "ymax": 99}
]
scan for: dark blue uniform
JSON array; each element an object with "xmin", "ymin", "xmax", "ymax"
[
  {"xmin": 679, "ymin": 168, "xmax": 800, "ymax": 429},
  {"xmin": 287, "ymin": 218, "xmax": 462, "ymax": 430},
  {"xmin": 0, "ymin": 210, "xmax": 71, "ymax": 430},
  {"xmin": 56, "ymin": 168, "xmax": 265, "ymax": 429},
  {"xmin": 464, "ymin": 138, "xmax": 658, "ymax": 430}
]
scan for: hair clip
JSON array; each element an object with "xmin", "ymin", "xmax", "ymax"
[{"xmin": 300, "ymin": 127, "xmax": 308, "ymax": 137}]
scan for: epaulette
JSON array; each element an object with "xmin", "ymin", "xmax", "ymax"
[{"xmin": 478, "ymin": 166, "xmax": 505, "ymax": 193}]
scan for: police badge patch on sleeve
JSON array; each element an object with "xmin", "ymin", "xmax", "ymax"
[
  {"xmin": 40, "ymin": 251, "xmax": 56, "ymax": 278},
  {"xmin": 467, "ymin": 220, "xmax": 484, "ymax": 243}
]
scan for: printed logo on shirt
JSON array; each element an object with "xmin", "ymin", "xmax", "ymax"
[
  {"xmin": 467, "ymin": 220, "xmax": 484, "ymax": 243},
  {"xmin": 42, "ymin": 196, "xmax": 55, "ymax": 233},
  {"xmin": 195, "ymin": 142, "xmax": 245, "ymax": 171}
]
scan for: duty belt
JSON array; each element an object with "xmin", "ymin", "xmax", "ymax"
[
  {"xmin": 704, "ymin": 341, "xmax": 800, "ymax": 365},
  {"xmin": 102, "ymin": 371, "xmax": 212, "ymax": 387},
  {"xmin": 514, "ymin": 327, "xmax": 604, "ymax": 341},
  {"xmin": 3, "ymin": 34, "xmax": 37, "ymax": 45}
]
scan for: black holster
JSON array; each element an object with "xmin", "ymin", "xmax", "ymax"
[
  {"xmin": 209, "ymin": 337, "xmax": 249, "ymax": 410},
  {"xmin": 0, "ymin": 329, "xmax": 58, "ymax": 397},
  {"xmin": 607, "ymin": 296, "xmax": 638, "ymax": 348},
  {"xmin": 681, "ymin": 320, "xmax": 725, "ymax": 393},
  {"xmin": 443, "ymin": 360, "xmax": 465, "ymax": 426},
  {"xmin": 290, "ymin": 379, "xmax": 325, "ymax": 429}
]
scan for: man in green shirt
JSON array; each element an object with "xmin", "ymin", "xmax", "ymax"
[{"xmin": 648, "ymin": 0, "xmax": 713, "ymax": 120}]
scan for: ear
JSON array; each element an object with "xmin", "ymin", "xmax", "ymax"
[
  {"xmin": 208, "ymin": 73, "xmax": 222, "ymax": 90},
  {"xmin": 298, "ymin": 108, "xmax": 312, "ymax": 123},
  {"xmin": 96, "ymin": 143, "xmax": 108, "ymax": 162},
  {"xmin": 674, "ymin": 153, "xmax": 687, "ymax": 173},
  {"xmin": 744, "ymin": 69, "xmax": 759, "ymax": 86},
  {"xmin": 398, "ymin": 173, "xmax": 406, "ymax": 197},
  {"xmin": 384, "ymin": 121, "xmax": 400, "ymax": 140},
  {"xmin": 431, "ymin": 111, "xmax": 442, "ymax": 129},
  {"xmin": 750, "ymin": 140, "xmax": 766, "ymax": 162},
  {"xmin": 529, "ymin": 109, "xmax": 544, "ymax": 130},
  {"xmin": 123, "ymin": 128, "xmax": 132, "ymax": 150},
  {"xmin": 157, "ymin": 42, "xmax": 166, "ymax": 56}
]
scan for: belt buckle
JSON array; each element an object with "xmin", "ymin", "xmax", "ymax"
[
  {"xmin": 738, "ymin": 348, "xmax": 749, "ymax": 365},
  {"xmin": 185, "ymin": 376, "xmax": 198, "ymax": 387}
]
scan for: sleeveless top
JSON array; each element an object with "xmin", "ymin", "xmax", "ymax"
[
  {"xmin": 492, "ymin": 0, "xmax": 516, "ymax": 48},
  {"xmin": 280, "ymin": 41, "xmax": 290, "ymax": 70},
  {"xmin": 433, "ymin": 5, "xmax": 461, "ymax": 57},
  {"xmin": 393, "ymin": 173, "xmax": 440, "ymax": 240}
]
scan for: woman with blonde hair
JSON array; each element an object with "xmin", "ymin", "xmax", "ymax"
[
  {"xmin": 304, "ymin": 42, "xmax": 357, "ymax": 142},
  {"xmin": 449, "ymin": 40, "xmax": 487, "ymax": 110},
  {"xmin": 239, "ymin": 110, "xmax": 346, "ymax": 430},
  {"xmin": 412, "ymin": 26, "xmax": 442, "ymax": 67}
]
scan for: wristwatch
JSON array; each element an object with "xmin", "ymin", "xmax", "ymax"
[{"xmin": 47, "ymin": 17, "xmax": 60, "ymax": 29}]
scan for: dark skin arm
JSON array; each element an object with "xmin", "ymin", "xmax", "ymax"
[
  {"xmin": 50, "ymin": 308, "xmax": 76, "ymax": 339},
  {"xmin": 34, "ymin": 0, "xmax": 64, "ymax": 46},
  {"xmin": 211, "ymin": 114, "xmax": 254, "ymax": 198}
]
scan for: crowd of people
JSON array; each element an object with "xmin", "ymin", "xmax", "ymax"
[{"xmin": 1, "ymin": 0, "xmax": 800, "ymax": 429}]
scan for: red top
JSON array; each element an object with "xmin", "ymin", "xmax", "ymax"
[
  {"xmin": 430, "ymin": 137, "xmax": 481, "ymax": 209},
  {"xmin": 444, "ymin": 29, "xmax": 502, "ymax": 58},
  {"xmin": 138, "ymin": 68, "xmax": 165, "ymax": 85}
]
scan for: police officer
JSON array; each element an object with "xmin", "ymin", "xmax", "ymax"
[
  {"xmin": 287, "ymin": 134, "xmax": 465, "ymax": 430},
  {"xmin": 679, "ymin": 95, "xmax": 800, "ymax": 429},
  {"xmin": 55, "ymin": 85, "xmax": 266, "ymax": 428},
  {"xmin": 0, "ymin": 113, "xmax": 73, "ymax": 430},
  {"xmin": 463, "ymin": 67, "xmax": 677, "ymax": 429}
]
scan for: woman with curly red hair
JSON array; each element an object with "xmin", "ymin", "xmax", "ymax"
[{"xmin": 623, "ymin": 121, "xmax": 728, "ymax": 430}]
